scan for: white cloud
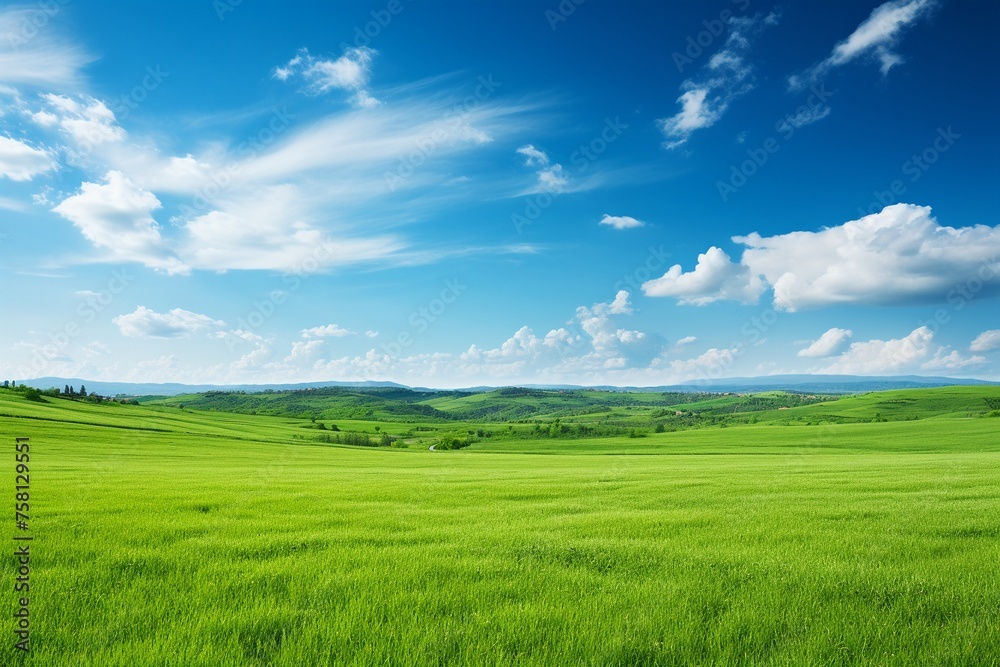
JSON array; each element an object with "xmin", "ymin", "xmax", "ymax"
[
  {"xmin": 52, "ymin": 170, "xmax": 189, "ymax": 274},
  {"xmin": 515, "ymin": 144, "xmax": 548, "ymax": 167},
  {"xmin": 659, "ymin": 13, "xmax": 778, "ymax": 149},
  {"xmin": 644, "ymin": 204, "xmax": 1000, "ymax": 310},
  {"xmin": 821, "ymin": 326, "xmax": 934, "ymax": 374},
  {"xmin": 0, "ymin": 135, "xmax": 55, "ymax": 180},
  {"xmin": 32, "ymin": 79, "xmax": 527, "ymax": 274},
  {"xmin": 0, "ymin": 8, "xmax": 93, "ymax": 88},
  {"xmin": 516, "ymin": 144, "xmax": 568, "ymax": 193},
  {"xmin": 179, "ymin": 184, "xmax": 403, "ymax": 272},
  {"xmin": 789, "ymin": 0, "xmax": 936, "ymax": 89},
  {"xmin": 970, "ymin": 330, "xmax": 1000, "ymax": 353},
  {"xmin": 660, "ymin": 89, "xmax": 720, "ymax": 149},
  {"xmin": 113, "ymin": 306, "xmax": 223, "ymax": 339},
  {"xmin": 668, "ymin": 347, "xmax": 737, "ymax": 378},
  {"xmin": 284, "ymin": 340, "xmax": 325, "ymax": 364},
  {"xmin": 365, "ymin": 330, "xmax": 379, "ymax": 338},
  {"xmin": 274, "ymin": 47, "xmax": 379, "ymax": 108},
  {"xmin": 536, "ymin": 164, "xmax": 568, "ymax": 191},
  {"xmin": 599, "ymin": 214, "xmax": 645, "ymax": 230},
  {"xmin": 676, "ymin": 336, "xmax": 697, "ymax": 346},
  {"xmin": 642, "ymin": 246, "xmax": 765, "ymax": 305},
  {"xmin": 921, "ymin": 348, "xmax": 986, "ymax": 372},
  {"xmin": 783, "ymin": 104, "xmax": 831, "ymax": 130},
  {"xmin": 608, "ymin": 290, "xmax": 632, "ymax": 315},
  {"xmin": 738, "ymin": 204, "xmax": 1000, "ymax": 310},
  {"xmin": 443, "ymin": 290, "xmax": 663, "ymax": 382},
  {"xmin": 39, "ymin": 94, "xmax": 126, "ymax": 147},
  {"xmin": 301, "ymin": 324, "xmax": 353, "ymax": 338},
  {"xmin": 798, "ymin": 328, "xmax": 853, "ymax": 357}
]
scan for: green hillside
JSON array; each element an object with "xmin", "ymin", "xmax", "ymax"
[{"xmin": 2, "ymin": 385, "xmax": 999, "ymax": 666}]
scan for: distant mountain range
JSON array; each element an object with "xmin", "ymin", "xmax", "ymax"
[{"xmin": 16, "ymin": 374, "xmax": 998, "ymax": 397}]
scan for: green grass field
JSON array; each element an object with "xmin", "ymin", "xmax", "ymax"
[{"xmin": 2, "ymin": 387, "xmax": 999, "ymax": 665}]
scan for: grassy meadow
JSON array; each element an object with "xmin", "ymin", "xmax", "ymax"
[{"xmin": 1, "ymin": 387, "xmax": 999, "ymax": 665}]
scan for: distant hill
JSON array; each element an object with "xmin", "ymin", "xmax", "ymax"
[
  {"xmin": 19, "ymin": 377, "xmax": 407, "ymax": 397},
  {"xmin": 17, "ymin": 373, "xmax": 996, "ymax": 397}
]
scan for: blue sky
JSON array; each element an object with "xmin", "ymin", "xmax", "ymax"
[{"xmin": 1, "ymin": 0, "xmax": 998, "ymax": 387}]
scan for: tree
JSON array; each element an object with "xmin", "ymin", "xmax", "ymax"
[
  {"xmin": 65, "ymin": 384, "xmax": 71, "ymax": 395},
  {"xmin": 80, "ymin": 384, "xmax": 87, "ymax": 396}
]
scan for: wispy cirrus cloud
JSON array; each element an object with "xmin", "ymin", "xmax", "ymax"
[
  {"xmin": 659, "ymin": 12, "xmax": 779, "ymax": 149},
  {"xmin": 39, "ymin": 83, "xmax": 537, "ymax": 274},
  {"xmin": 0, "ymin": 7, "xmax": 93, "ymax": 88},
  {"xmin": 789, "ymin": 0, "xmax": 937, "ymax": 90}
]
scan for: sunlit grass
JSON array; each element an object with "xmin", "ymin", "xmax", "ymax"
[{"xmin": 1, "ymin": 391, "xmax": 998, "ymax": 665}]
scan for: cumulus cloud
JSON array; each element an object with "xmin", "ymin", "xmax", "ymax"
[
  {"xmin": 284, "ymin": 339, "xmax": 325, "ymax": 364},
  {"xmin": 668, "ymin": 347, "xmax": 736, "ymax": 378},
  {"xmin": 798, "ymin": 328, "xmax": 853, "ymax": 357},
  {"xmin": 448, "ymin": 290, "xmax": 664, "ymax": 382},
  {"xmin": 599, "ymin": 214, "xmax": 645, "ymax": 230},
  {"xmin": 52, "ymin": 170, "xmax": 188, "ymax": 274},
  {"xmin": 644, "ymin": 204, "xmax": 1000, "ymax": 310},
  {"xmin": 516, "ymin": 144, "xmax": 568, "ymax": 193},
  {"xmin": 301, "ymin": 324, "xmax": 354, "ymax": 338},
  {"xmin": 675, "ymin": 336, "xmax": 698, "ymax": 346},
  {"xmin": 0, "ymin": 135, "xmax": 55, "ymax": 180},
  {"xmin": 969, "ymin": 330, "xmax": 1000, "ymax": 353},
  {"xmin": 274, "ymin": 47, "xmax": 379, "ymax": 108},
  {"xmin": 642, "ymin": 246, "xmax": 765, "ymax": 305},
  {"xmin": 920, "ymin": 348, "xmax": 986, "ymax": 372},
  {"xmin": 113, "ymin": 306, "xmax": 223, "ymax": 339},
  {"xmin": 820, "ymin": 326, "xmax": 934, "ymax": 374},
  {"xmin": 789, "ymin": 0, "xmax": 936, "ymax": 90},
  {"xmin": 659, "ymin": 12, "xmax": 778, "ymax": 149}
]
